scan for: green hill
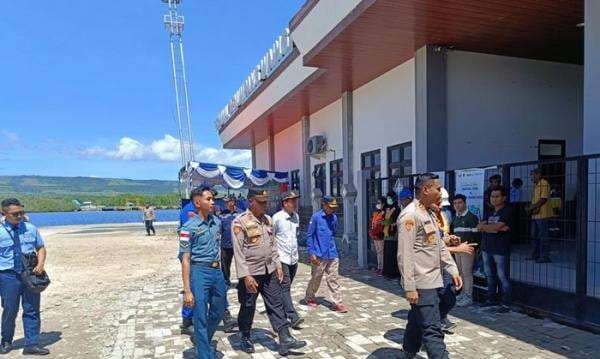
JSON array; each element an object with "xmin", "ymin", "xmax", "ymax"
[
  {"xmin": 0, "ymin": 175, "xmax": 179, "ymax": 195},
  {"xmin": 0, "ymin": 176, "xmax": 181, "ymax": 212}
]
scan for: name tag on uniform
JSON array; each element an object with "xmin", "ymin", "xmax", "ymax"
[{"xmin": 423, "ymin": 220, "xmax": 437, "ymax": 245}]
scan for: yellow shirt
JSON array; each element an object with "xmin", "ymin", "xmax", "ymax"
[{"xmin": 532, "ymin": 179, "xmax": 552, "ymax": 219}]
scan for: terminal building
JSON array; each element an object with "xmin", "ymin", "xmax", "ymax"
[{"xmin": 214, "ymin": 0, "xmax": 600, "ymax": 329}]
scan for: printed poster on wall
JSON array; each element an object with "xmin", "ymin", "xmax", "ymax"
[{"xmin": 454, "ymin": 168, "xmax": 486, "ymax": 219}]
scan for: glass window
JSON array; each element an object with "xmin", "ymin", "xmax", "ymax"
[
  {"xmin": 329, "ymin": 159, "xmax": 343, "ymax": 198},
  {"xmin": 313, "ymin": 164, "xmax": 326, "ymax": 194},
  {"xmin": 388, "ymin": 142, "xmax": 412, "ymax": 184},
  {"xmin": 290, "ymin": 170, "xmax": 300, "ymax": 190}
]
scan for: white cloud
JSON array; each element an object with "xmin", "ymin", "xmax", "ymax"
[
  {"xmin": 83, "ymin": 134, "xmax": 251, "ymax": 167},
  {"xmin": 0, "ymin": 130, "xmax": 18, "ymax": 142},
  {"xmin": 150, "ymin": 135, "xmax": 180, "ymax": 161}
]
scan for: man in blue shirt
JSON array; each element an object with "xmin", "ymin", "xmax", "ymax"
[
  {"xmin": 0, "ymin": 198, "xmax": 49, "ymax": 355},
  {"xmin": 304, "ymin": 196, "xmax": 347, "ymax": 313},
  {"xmin": 180, "ymin": 186, "xmax": 228, "ymax": 359}
]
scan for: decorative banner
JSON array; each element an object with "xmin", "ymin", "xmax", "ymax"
[
  {"xmin": 454, "ymin": 168, "xmax": 486, "ymax": 219},
  {"xmin": 185, "ymin": 161, "xmax": 289, "ymax": 189}
]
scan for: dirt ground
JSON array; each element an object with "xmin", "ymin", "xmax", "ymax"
[{"xmin": 4, "ymin": 222, "xmax": 181, "ymax": 359}]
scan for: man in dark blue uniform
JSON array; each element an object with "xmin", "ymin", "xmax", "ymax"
[
  {"xmin": 0, "ymin": 198, "xmax": 50, "ymax": 355},
  {"xmin": 180, "ymin": 187, "xmax": 228, "ymax": 358}
]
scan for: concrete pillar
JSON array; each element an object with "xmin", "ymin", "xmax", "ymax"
[
  {"xmin": 357, "ymin": 169, "xmax": 371, "ymax": 268},
  {"xmin": 301, "ymin": 116, "xmax": 312, "ymax": 207},
  {"xmin": 584, "ymin": 0, "xmax": 600, "ymax": 154},
  {"xmin": 251, "ymin": 130, "xmax": 257, "ymax": 168},
  {"xmin": 341, "ymin": 91, "xmax": 358, "ymax": 256},
  {"xmin": 415, "ymin": 45, "xmax": 448, "ymax": 172},
  {"xmin": 267, "ymin": 122, "xmax": 275, "ymax": 171}
]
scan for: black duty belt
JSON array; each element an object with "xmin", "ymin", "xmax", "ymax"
[{"xmin": 191, "ymin": 260, "xmax": 220, "ymax": 269}]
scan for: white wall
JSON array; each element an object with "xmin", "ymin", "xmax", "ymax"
[
  {"xmin": 291, "ymin": 0, "xmax": 362, "ymax": 56},
  {"xmin": 353, "ymin": 59, "xmax": 416, "ymax": 179},
  {"xmin": 447, "ymin": 51, "xmax": 583, "ymax": 169},
  {"xmin": 309, "ymin": 99, "xmax": 343, "ymax": 194},
  {"xmin": 254, "ymin": 139, "xmax": 270, "ymax": 170},
  {"xmin": 273, "ymin": 122, "xmax": 302, "ymax": 172}
]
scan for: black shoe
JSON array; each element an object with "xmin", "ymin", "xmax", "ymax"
[
  {"xmin": 22, "ymin": 346, "xmax": 50, "ymax": 356},
  {"xmin": 290, "ymin": 316, "xmax": 304, "ymax": 329},
  {"xmin": 278, "ymin": 327, "xmax": 307, "ymax": 355},
  {"xmin": 441, "ymin": 318, "xmax": 456, "ymax": 333},
  {"xmin": 222, "ymin": 310, "xmax": 237, "ymax": 333},
  {"xmin": 535, "ymin": 257, "xmax": 552, "ymax": 263},
  {"xmin": 0, "ymin": 342, "xmax": 12, "ymax": 354},
  {"xmin": 181, "ymin": 318, "xmax": 193, "ymax": 335},
  {"xmin": 240, "ymin": 334, "xmax": 255, "ymax": 354}
]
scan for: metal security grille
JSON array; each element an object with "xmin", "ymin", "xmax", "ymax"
[{"xmin": 364, "ymin": 155, "xmax": 600, "ymax": 328}]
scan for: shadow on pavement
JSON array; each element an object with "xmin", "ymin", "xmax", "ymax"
[{"xmin": 11, "ymin": 330, "xmax": 62, "ymax": 349}]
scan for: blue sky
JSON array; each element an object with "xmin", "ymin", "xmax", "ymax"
[{"xmin": 0, "ymin": 0, "xmax": 304, "ymax": 180}]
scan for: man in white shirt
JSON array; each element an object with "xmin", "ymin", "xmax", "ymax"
[{"xmin": 272, "ymin": 190, "xmax": 303, "ymax": 329}]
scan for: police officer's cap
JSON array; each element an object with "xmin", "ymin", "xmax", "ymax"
[
  {"xmin": 248, "ymin": 189, "xmax": 269, "ymax": 202},
  {"xmin": 414, "ymin": 173, "xmax": 440, "ymax": 190},
  {"xmin": 282, "ymin": 190, "xmax": 300, "ymax": 201},
  {"xmin": 322, "ymin": 195, "xmax": 338, "ymax": 208},
  {"xmin": 1, "ymin": 198, "xmax": 22, "ymax": 208}
]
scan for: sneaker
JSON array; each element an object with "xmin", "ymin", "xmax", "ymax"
[
  {"xmin": 332, "ymin": 303, "xmax": 348, "ymax": 313},
  {"xmin": 290, "ymin": 316, "xmax": 304, "ymax": 329},
  {"xmin": 0, "ymin": 342, "xmax": 12, "ymax": 354}
]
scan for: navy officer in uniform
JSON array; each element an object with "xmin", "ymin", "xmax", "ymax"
[
  {"xmin": 232, "ymin": 189, "xmax": 307, "ymax": 356},
  {"xmin": 180, "ymin": 186, "xmax": 227, "ymax": 359},
  {"xmin": 0, "ymin": 198, "xmax": 49, "ymax": 355}
]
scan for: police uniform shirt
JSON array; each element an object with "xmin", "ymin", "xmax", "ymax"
[
  {"xmin": 0, "ymin": 221, "xmax": 45, "ymax": 271},
  {"xmin": 232, "ymin": 209, "xmax": 281, "ymax": 279},
  {"xmin": 179, "ymin": 214, "xmax": 221, "ymax": 265},
  {"xmin": 272, "ymin": 209, "xmax": 300, "ymax": 266},
  {"xmin": 396, "ymin": 199, "xmax": 458, "ymax": 292}
]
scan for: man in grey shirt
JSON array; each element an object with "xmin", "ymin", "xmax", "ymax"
[{"xmin": 397, "ymin": 173, "xmax": 462, "ymax": 359}]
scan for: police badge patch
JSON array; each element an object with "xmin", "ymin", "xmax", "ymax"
[{"xmin": 404, "ymin": 218, "xmax": 415, "ymax": 232}]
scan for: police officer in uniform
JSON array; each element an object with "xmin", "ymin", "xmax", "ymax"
[
  {"xmin": 180, "ymin": 186, "xmax": 227, "ymax": 359},
  {"xmin": 0, "ymin": 198, "xmax": 49, "ymax": 355},
  {"xmin": 232, "ymin": 189, "xmax": 307, "ymax": 356},
  {"xmin": 396, "ymin": 174, "xmax": 462, "ymax": 359}
]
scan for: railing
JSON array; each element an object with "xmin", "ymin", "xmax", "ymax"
[
  {"xmin": 215, "ymin": 28, "xmax": 294, "ymax": 131},
  {"xmin": 364, "ymin": 155, "xmax": 600, "ymax": 328}
]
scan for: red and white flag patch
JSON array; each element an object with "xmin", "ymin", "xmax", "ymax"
[{"xmin": 180, "ymin": 231, "xmax": 190, "ymax": 242}]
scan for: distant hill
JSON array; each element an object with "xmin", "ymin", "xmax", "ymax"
[{"xmin": 0, "ymin": 175, "xmax": 179, "ymax": 196}]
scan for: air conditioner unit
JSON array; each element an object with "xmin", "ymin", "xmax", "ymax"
[{"xmin": 307, "ymin": 135, "xmax": 327, "ymax": 156}]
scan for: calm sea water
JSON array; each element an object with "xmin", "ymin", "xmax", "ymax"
[{"xmin": 27, "ymin": 209, "xmax": 180, "ymax": 227}]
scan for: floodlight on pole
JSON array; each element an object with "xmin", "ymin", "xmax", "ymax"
[{"xmin": 162, "ymin": 0, "xmax": 195, "ymax": 166}]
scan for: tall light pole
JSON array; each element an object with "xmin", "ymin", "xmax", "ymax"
[{"xmin": 163, "ymin": 0, "xmax": 195, "ymax": 166}]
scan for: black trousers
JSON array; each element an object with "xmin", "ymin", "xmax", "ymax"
[
  {"xmin": 237, "ymin": 272, "xmax": 289, "ymax": 335},
  {"xmin": 403, "ymin": 288, "xmax": 448, "ymax": 359},
  {"xmin": 144, "ymin": 220, "xmax": 155, "ymax": 235},
  {"xmin": 221, "ymin": 248, "xmax": 234, "ymax": 286},
  {"xmin": 383, "ymin": 240, "xmax": 400, "ymax": 278},
  {"xmin": 281, "ymin": 263, "xmax": 299, "ymax": 322}
]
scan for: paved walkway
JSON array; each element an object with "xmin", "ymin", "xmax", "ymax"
[{"xmin": 109, "ymin": 255, "xmax": 600, "ymax": 359}]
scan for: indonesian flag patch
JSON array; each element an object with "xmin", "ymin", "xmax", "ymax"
[{"xmin": 180, "ymin": 231, "xmax": 190, "ymax": 248}]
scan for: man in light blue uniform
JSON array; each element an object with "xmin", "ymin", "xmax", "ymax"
[
  {"xmin": 179, "ymin": 200, "xmax": 197, "ymax": 333},
  {"xmin": 0, "ymin": 198, "xmax": 49, "ymax": 355},
  {"xmin": 180, "ymin": 187, "xmax": 227, "ymax": 358}
]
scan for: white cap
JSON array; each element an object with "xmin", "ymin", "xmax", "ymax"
[{"xmin": 441, "ymin": 187, "xmax": 451, "ymax": 207}]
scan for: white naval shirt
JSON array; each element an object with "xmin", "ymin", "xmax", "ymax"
[{"xmin": 272, "ymin": 209, "xmax": 300, "ymax": 265}]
